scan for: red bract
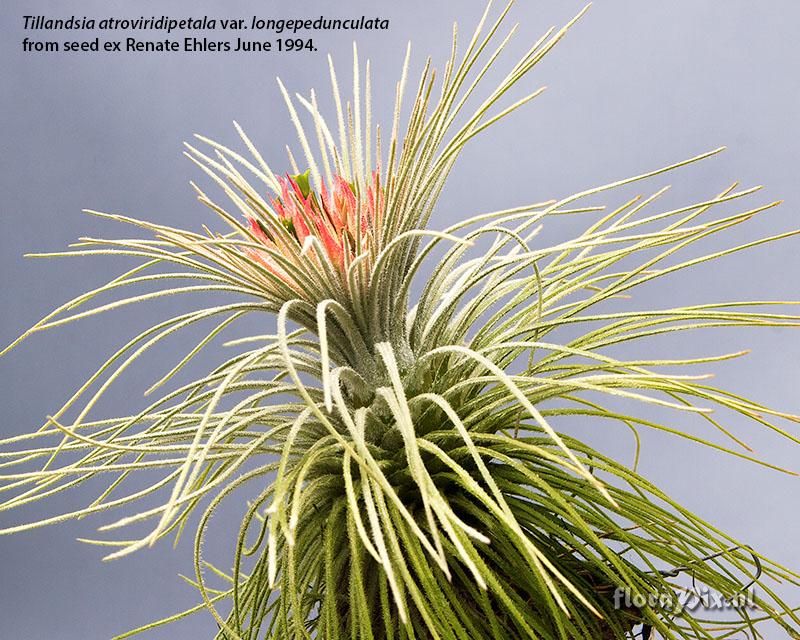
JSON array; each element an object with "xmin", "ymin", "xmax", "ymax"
[{"xmin": 244, "ymin": 172, "xmax": 384, "ymax": 290}]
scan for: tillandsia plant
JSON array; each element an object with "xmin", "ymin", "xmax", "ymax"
[{"xmin": 2, "ymin": 3, "xmax": 799, "ymax": 639}]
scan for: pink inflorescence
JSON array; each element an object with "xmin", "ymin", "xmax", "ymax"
[{"xmin": 244, "ymin": 171, "xmax": 384, "ymax": 289}]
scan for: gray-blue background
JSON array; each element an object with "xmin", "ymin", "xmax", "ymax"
[{"xmin": 2, "ymin": 1, "xmax": 798, "ymax": 637}]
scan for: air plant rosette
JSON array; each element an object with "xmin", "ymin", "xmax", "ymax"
[{"xmin": 2, "ymin": 3, "xmax": 799, "ymax": 639}]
